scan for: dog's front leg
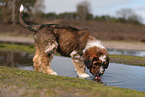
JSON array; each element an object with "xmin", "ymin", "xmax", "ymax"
[{"xmin": 70, "ymin": 51, "xmax": 90, "ymax": 78}]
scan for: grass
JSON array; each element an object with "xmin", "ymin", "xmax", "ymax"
[
  {"xmin": 0, "ymin": 66, "xmax": 145, "ymax": 97},
  {"xmin": 0, "ymin": 43, "xmax": 145, "ymax": 66},
  {"xmin": 0, "ymin": 44, "xmax": 145, "ymax": 96},
  {"xmin": 0, "ymin": 43, "xmax": 35, "ymax": 53},
  {"xmin": 109, "ymin": 54, "xmax": 145, "ymax": 66}
]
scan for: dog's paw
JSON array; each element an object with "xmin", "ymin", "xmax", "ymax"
[
  {"xmin": 50, "ymin": 72, "xmax": 57, "ymax": 75},
  {"xmin": 78, "ymin": 73, "xmax": 90, "ymax": 78}
]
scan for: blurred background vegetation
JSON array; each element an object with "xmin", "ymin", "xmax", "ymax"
[
  {"xmin": 0, "ymin": 0, "xmax": 143, "ymax": 25},
  {"xmin": 0, "ymin": 0, "xmax": 145, "ymax": 42}
]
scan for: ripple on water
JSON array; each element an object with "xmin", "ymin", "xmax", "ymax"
[
  {"xmin": 102, "ymin": 63, "xmax": 145, "ymax": 92},
  {"xmin": 51, "ymin": 57, "xmax": 145, "ymax": 92}
]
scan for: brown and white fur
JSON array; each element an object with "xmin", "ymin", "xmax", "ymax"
[{"xmin": 19, "ymin": 4, "xmax": 109, "ymax": 79}]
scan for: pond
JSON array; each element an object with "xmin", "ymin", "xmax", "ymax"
[
  {"xmin": 0, "ymin": 50, "xmax": 145, "ymax": 92},
  {"xmin": 108, "ymin": 48, "xmax": 145, "ymax": 57}
]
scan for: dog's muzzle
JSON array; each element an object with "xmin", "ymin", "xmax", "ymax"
[{"xmin": 94, "ymin": 66, "xmax": 105, "ymax": 80}]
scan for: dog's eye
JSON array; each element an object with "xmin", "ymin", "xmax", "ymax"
[
  {"xmin": 93, "ymin": 58, "xmax": 97, "ymax": 60},
  {"xmin": 92, "ymin": 66, "xmax": 97, "ymax": 69},
  {"xmin": 94, "ymin": 61, "xmax": 101, "ymax": 66},
  {"xmin": 94, "ymin": 63, "xmax": 98, "ymax": 66}
]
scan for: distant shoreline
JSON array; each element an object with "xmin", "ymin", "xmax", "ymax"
[{"xmin": 0, "ymin": 36, "xmax": 145, "ymax": 51}]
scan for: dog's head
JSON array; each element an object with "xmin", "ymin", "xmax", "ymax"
[{"xmin": 84, "ymin": 47, "xmax": 109, "ymax": 79}]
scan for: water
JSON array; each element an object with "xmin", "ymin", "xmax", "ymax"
[
  {"xmin": 108, "ymin": 48, "xmax": 145, "ymax": 57},
  {"xmin": 102, "ymin": 63, "xmax": 145, "ymax": 91},
  {"xmin": 0, "ymin": 50, "xmax": 145, "ymax": 92},
  {"xmin": 0, "ymin": 51, "xmax": 33, "ymax": 68}
]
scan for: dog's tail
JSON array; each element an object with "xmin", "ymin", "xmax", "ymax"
[{"xmin": 19, "ymin": 4, "xmax": 40, "ymax": 32}]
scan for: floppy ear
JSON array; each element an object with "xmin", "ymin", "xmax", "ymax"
[
  {"xmin": 104, "ymin": 56, "xmax": 110, "ymax": 69},
  {"xmin": 84, "ymin": 58, "xmax": 92, "ymax": 69},
  {"xmin": 84, "ymin": 50, "xmax": 94, "ymax": 69}
]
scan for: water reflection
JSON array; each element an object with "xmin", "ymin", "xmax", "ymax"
[
  {"xmin": 0, "ymin": 50, "xmax": 33, "ymax": 68},
  {"xmin": 0, "ymin": 50, "xmax": 145, "ymax": 92}
]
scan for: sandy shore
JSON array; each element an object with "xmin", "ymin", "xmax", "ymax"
[{"xmin": 0, "ymin": 36, "xmax": 145, "ymax": 51}]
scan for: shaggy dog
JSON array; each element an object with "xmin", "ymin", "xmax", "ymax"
[{"xmin": 19, "ymin": 4, "xmax": 109, "ymax": 79}]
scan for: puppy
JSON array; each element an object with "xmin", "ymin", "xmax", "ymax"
[{"xmin": 19, "ymin": 4, "xmax": 109, "ymax": 79}]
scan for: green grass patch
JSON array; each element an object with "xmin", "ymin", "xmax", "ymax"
[
  {"xmin": 0, "ymin": 43, "xmax": 35, "ymax": 53},
  {"xmin": 0, "ymin": 66, "xmax": 145, "ymax": 97},
  {"xmin": 109, "ymin": 54, "xmax": 145, "ymax": 66}
]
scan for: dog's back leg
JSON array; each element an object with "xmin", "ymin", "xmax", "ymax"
[
  {"xmin": 33, "ymin": 41, "xmax": 58, "ymax": 75},
  {"xmin": 70, "ymin": 51, "xmax": 90, "ymax": 78},
  {"xmin": 33, "ymin": 29, "xmax": 58, "ymax": 75}
]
